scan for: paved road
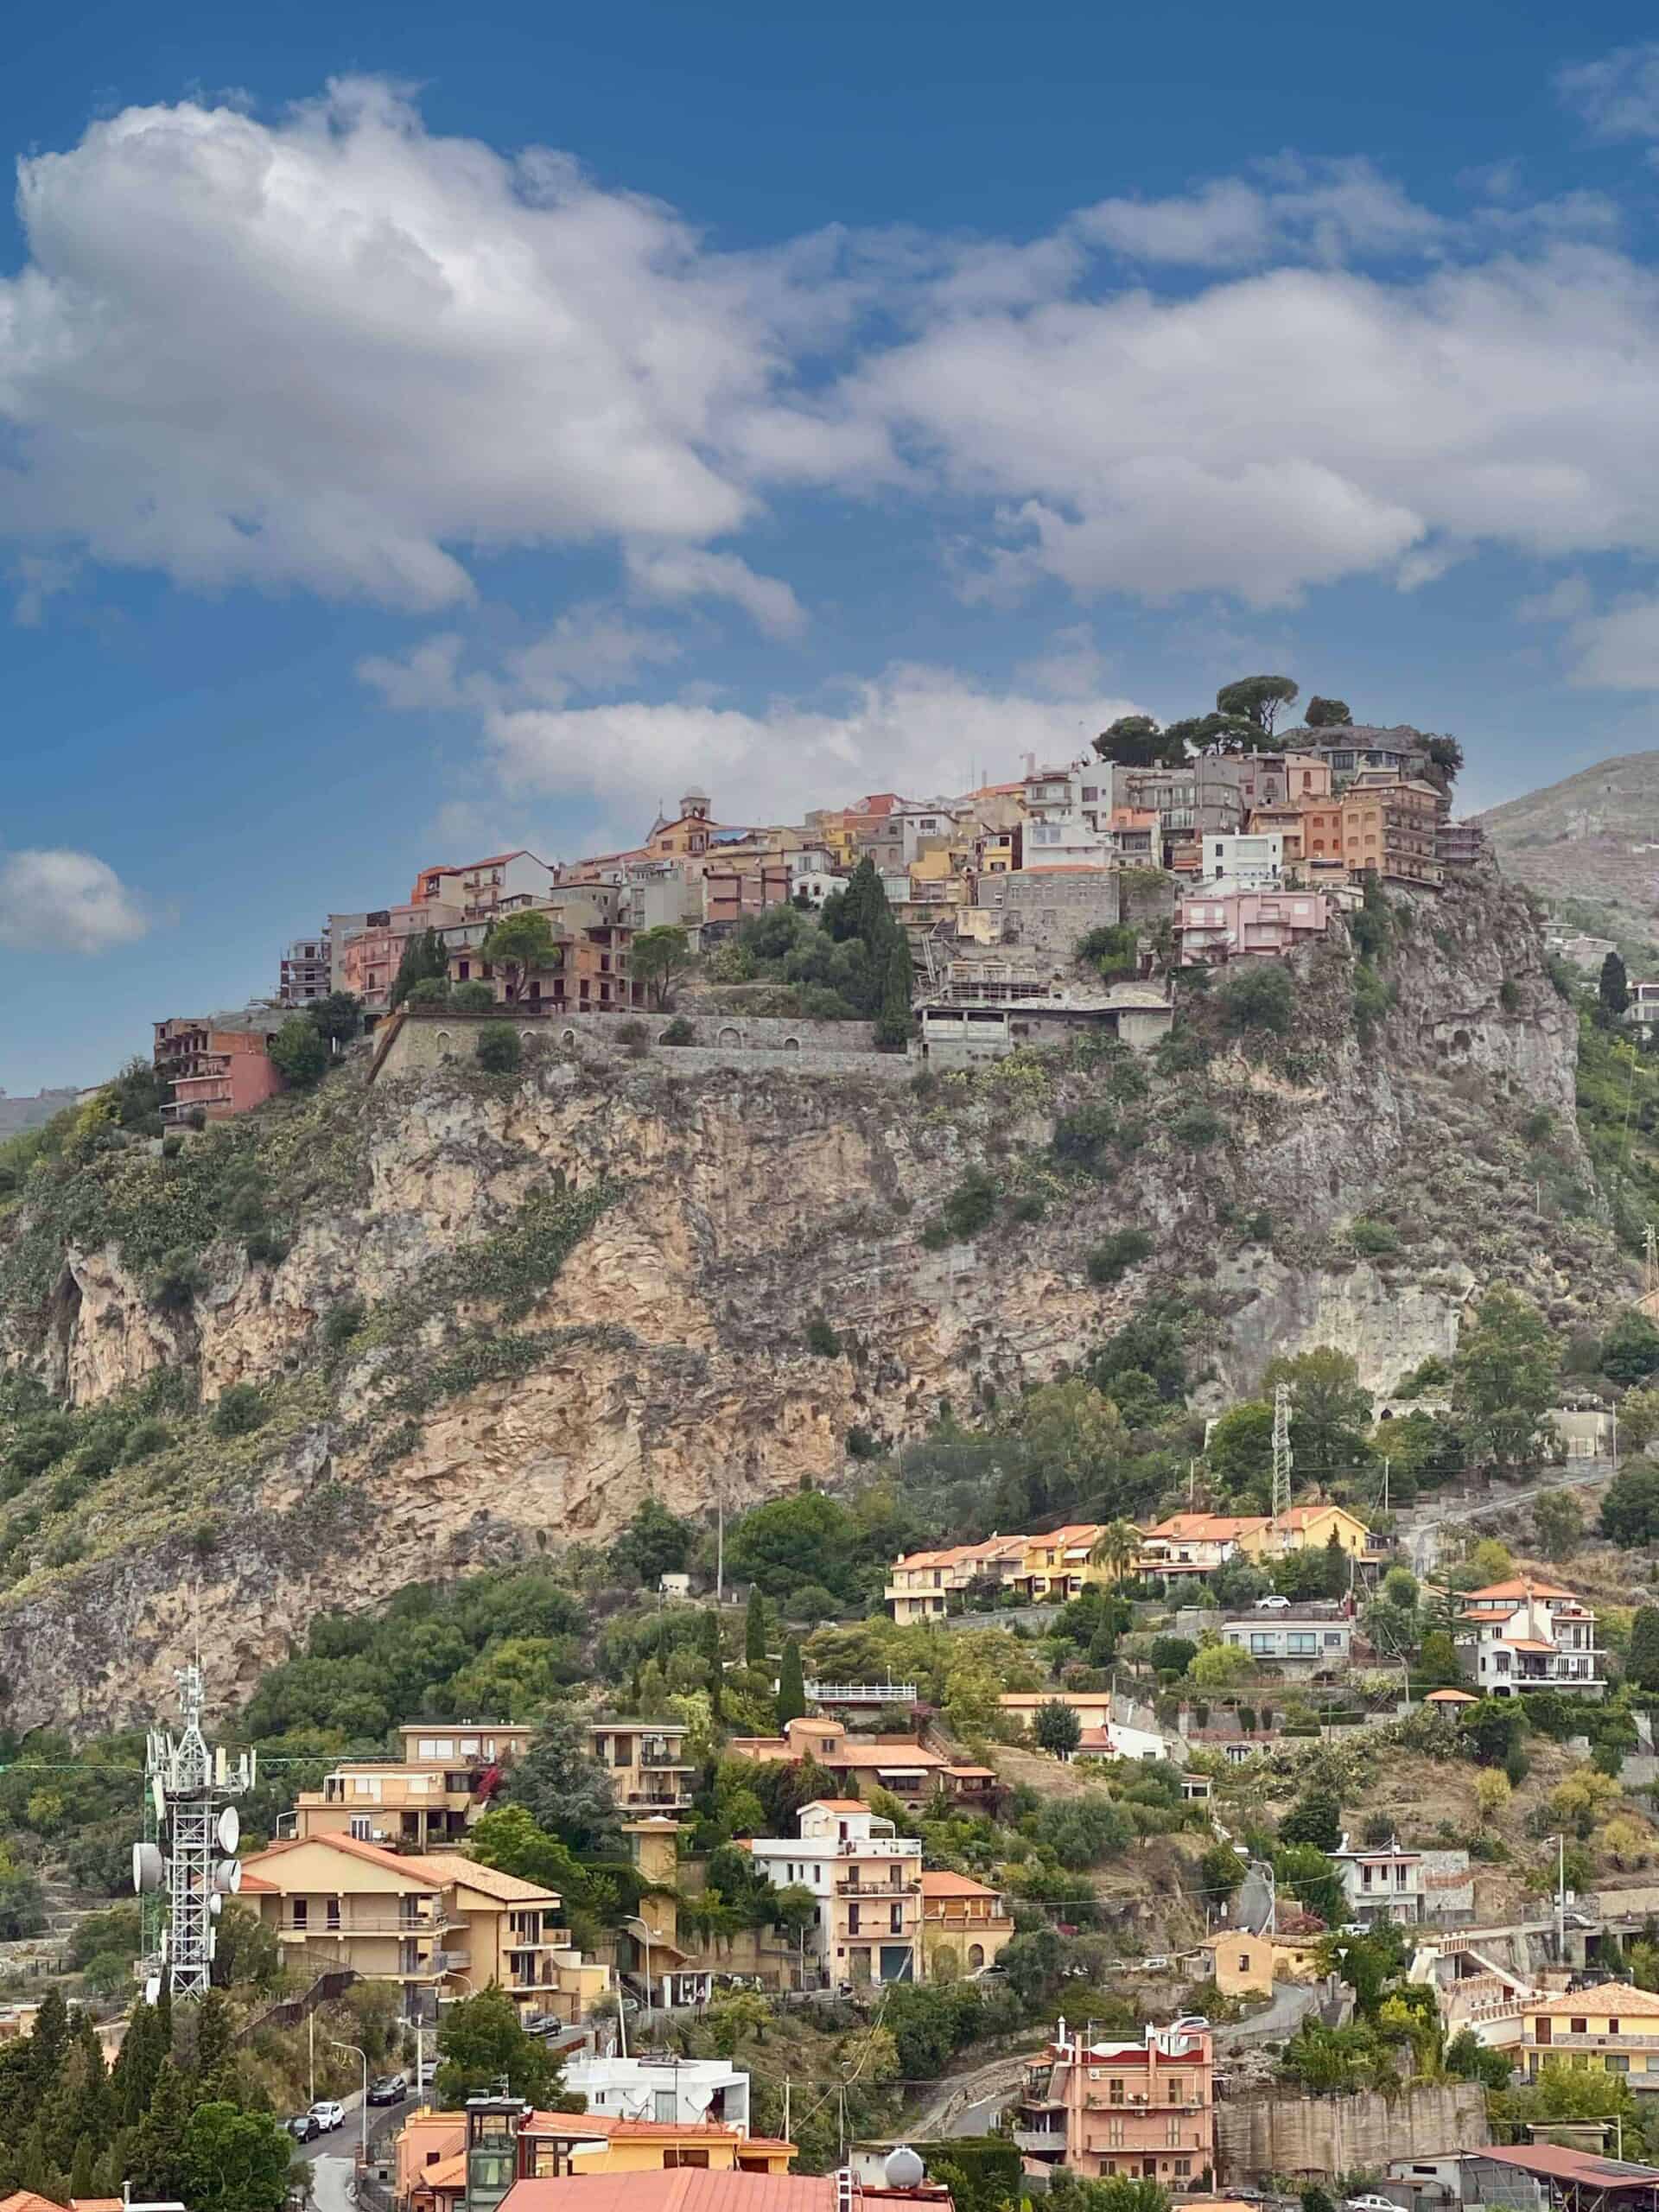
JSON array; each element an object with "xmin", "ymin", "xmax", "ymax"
[
  {"xmin": 1214, "ymin": 1980, "xmax": 1319, "ymax": 2048},
  {"xmin": 308, "ymin": 2156, "xmax": 354, "ymax": 2212},
  {"xmin": 293, "ymin": 2092, "xmax": 414, "ymax": 2169},
  {"xmin": 1401, "ymin": 1459, "xmax": 1618, "ymax": 1574},
  {"xmin": 906, "ymin": 2046, "xmax": 1045, "ymax": 2138}
]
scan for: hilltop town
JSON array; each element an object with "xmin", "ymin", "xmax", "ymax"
[{"xmin": 143, "ymin": 690, "xmax": 1475, "ymax": 1116}]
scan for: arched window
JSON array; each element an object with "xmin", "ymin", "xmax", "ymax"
[
  {"xmin": 561, "ymin": 1028, "xmax": 577, "ymax": 1047},
  {"xmin": 782, "ymin": 1035, "xmax": 802, "ymax": 1052},
  {"xmin": 717, "ymin": 1026, "xmax": 741, "ymax": 1048},
  {"xmin": 435, "ymin": 1031, "xmax": 452, "ymax": 1055},
  {"xmin": 968, "ymin": 1944, "xmax": 986, "ymax": 1971}
]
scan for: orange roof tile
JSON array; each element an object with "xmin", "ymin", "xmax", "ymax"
[
  {"xmin": 1463, "ymin": 1577, "xmax": 1576, "ymax": 1602},
  {"xmin": 410, "ymin": 1852, "xmax": 562, "ymax": 1905},
  {"xmin": 802, "ymin": 1798, "xmax": 869, "ymax": 1812},
  {"xmin": 502, "ymin": 2175, "xmax": 825, "ymax": 2212},
  {"xmin": 241, "ymin": 1833, "xmax": 441, "ymax": 1885},
  {"xmin": 1529, "ymin": 1981, "xmax": 1659, "ymax": 2018},
  {"xmin": 921, "ymin": 1870, "xmax": 1000, "ymax": 1899}
]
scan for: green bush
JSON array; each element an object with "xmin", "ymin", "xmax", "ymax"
[
  {"xmin": 1217, "ymin": 963, "xmax": 1295, "ymax": 1034},
  {"xmin": 804, "ymin": 1317, "xmax": 842, "ymax": 1357},
  {"xmin": 1052, "ymin": 1102, "xmax": 1119, "ymax": 1178},
  {"xmin": 1349, "ymin": 1217, "xmax": 1400, "ymax": 1256},
  {"xmin": 1353, "ymin": 962, "xmax": 1395, "ymax": 1043},
  {"xmin": 1087, "ymin": 1229, "xmax": 1154, "ymax": 1284},
  {"xmin": 149, "ymin": 1248, "xmax": 203, "ymax": 1313},
  {"xmin": 451, "ymin": 982, "xmax": 495, "ymax": 1012},
  {"xmin": 661, "ymin": 1017, "xmax": 696, "ymax": 1046},
  {"xmin": 1499, "ymin": 978, "xmax": 1522, "ymax": 1014},
  {"xmin": 475, "ymin": 1023, "xmax": 523, "ymax": 1075},
  {"xmin": 120, "ymin": 1419, "xmax": 170, "ymax": 1465},
  {"xmin": 322, "ymin": 1298, "xmax": 366, "ymax": 1350},
  {"xmin": 925, "ymin": 1170, "xmax": 999, "ymax": 1244},
  {"xmin": 211, "ymin": 1383, "xmax": 268, "ymax": 1439},
  {"xmin": 270, "ymin": 1016, "xmax": 329, "ymax": 1088},
  {"xmin": 1172, "ymin": 1103, "xmax": 1225, "ymax": 1147}
]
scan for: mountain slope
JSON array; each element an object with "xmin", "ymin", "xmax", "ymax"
[
  {"xmin": 0, "ymin": 868, "xmax": 1631, "ymax": 1737},
  {"xmin": 1480, "ymin": 750, "xmax": 1659, "ymax": 953}
]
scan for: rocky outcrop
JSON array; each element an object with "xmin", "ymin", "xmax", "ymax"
[{"xmin": 0, "ymin": 868, "xmax": 1630, "ymax": 1733}]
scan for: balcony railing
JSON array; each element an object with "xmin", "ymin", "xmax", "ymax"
[
  {"xmin": 279, "ymin": 1915, "xmax": 454, "ymax": 1937},
  {"xmin": 836, "ymin": 1878, "xmax": 918, "ymax": 1897},
  {"xmin": 1529, "ymin": 2031, "xmax": 1659, "ymax": 2050}
]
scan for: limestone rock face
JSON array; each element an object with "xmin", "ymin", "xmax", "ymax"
[{"xmin": 0, "ymin": 869, "xmax": 1626, "ymax": 1734}]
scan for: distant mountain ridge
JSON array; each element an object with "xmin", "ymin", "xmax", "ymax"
[
  {"xmin": 1479, "ymin": 750, "xmax": 1659, "ymax": 950},
  {"xmin": 0, "ymin": 1088, "xmax": 78, "ymax": 1139}
]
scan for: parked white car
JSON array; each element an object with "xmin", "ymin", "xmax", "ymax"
[{"xmin": 1253, "ymin": 1594, "xmax": 1292, "ymax": 1610}]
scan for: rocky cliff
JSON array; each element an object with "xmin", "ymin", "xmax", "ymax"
[{"xmin": 0, "ymin": 868, "xmax": 1630, "ymax": 1735}]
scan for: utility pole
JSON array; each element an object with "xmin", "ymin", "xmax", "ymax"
[
  {"xmin": 1556, "ymin": 1832, "xmax": 1567, "ymax": 1961},
  {"xmin": 1382, "ymin": 1458, "xmax": 1390, "ymax": 1516},
  {"xmin": 1271, "ymin": 1384, "xmax": 1293, "ymax": 1529},
  {"xmin": 716, "ymin": 1484, "xmax": 725, "ymax": 1606},
  {"xmin": 784, "ymin": 2076, "xmax": 791, "ymax": 2145},
  {"xmin": 1644, "ymin": 1223, "xmax": 1656, "ymax": 1298}
]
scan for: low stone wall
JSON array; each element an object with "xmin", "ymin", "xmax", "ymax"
[{"xmin": 1217, "ymin": 2081, "xmax": 1485, "ymax": 2182}]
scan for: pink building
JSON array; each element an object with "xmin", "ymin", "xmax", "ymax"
[
  {"xmin": 1017, "ymin": 2019, "xmax": 1214, "ymax": 2183},
  {"xmin": 338, "ymin": 901, "xmax": 462, "ymax": 1010},
  {"xmin": 1177, "ymin": 887, "xmax": 1328, "ymax": 964},
  {"xmin": 154, "ymin": 1019, "xmax": 284, "ymax": 1125}
]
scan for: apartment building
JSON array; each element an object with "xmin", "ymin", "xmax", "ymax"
[
  {"xmin": 1016, "ymin": 2019, "xmax": 1214, "ymax": 2183},
  {"xmin": 1519, "ymin": 1982, "xmax": 1659, "ymax": 2083},
  {"xmin": 1200, "ymin": 831, "xmax": 1284, "ymax": 891},
  {"xmin": 724, "ymin": 1714, "xmax": 997, "ymax": 1812},
  {"xmin": 559, "ymin": 2056, "xmax": 751, "ymax": 2134},
  {"xmin": 920, "ymin": 1872, "xmax": 1014, "ymax": 1980},
  {"xmin": 1331, "ymin": 1839, "xmax": 1425, "ymax": 1926},
  {"xmin": 883, "ymin": 1535, "xmax": 1027, "ymax": 1624},
  {"xmin": 153, "ymin": 1014, "xmax": 284, "ymax": 1124},
  {"xmin": 1020, "ymin": 761, "xmax": 1116, "ymax": 869},
  {"xmin": 1176, "ymin": 887, "xmax": 1329, "ymax": 964},
  {"xmin": 338, "ymin": 901, "xmax": 464, "ymax": 1011},
  {"xmin": 1219, "ymin": 1608, "xmax": 1353, "ymax": 1673},
  {"xmin": 618, "ymin": 1816, "xmax": 714, "ymax": 2011},
  {"xmin": 238, "ymin": 1833, "xmax": 610, "ymax": 2023},
  {"xmin": 1298, "ymin": 773, "xmax": 1444, "ymax": 888},
  {"xmin": 1457, "ymin": 1578, "xmax": 1605, "ymax": 1700},
  {"xmin": 397, "ymin": 2101, "xmax": 796, "ymax": 2212},
  {"xmin": 587, "ymin": 1720, "xmax": 696, "ymax": 1819},
  {"xmin": 279, "ymin": 934, "xmax": 332, "ymax": 1006},
  {"xmin": 747, "ymin": 1799, "xmax": 923, "ymax": 1987},
  {"xmin": 286, "ymin": 1760, "xmax": 482, "ymax": 1851},
  {"xmin": 1140, "ymin": 1505, "xmax": 1372, "ymax": 1579},
  {"xmin": 412, "ymin": 851, "xmax": 558, "ymax": 916}
]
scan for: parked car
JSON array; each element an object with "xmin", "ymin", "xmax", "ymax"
[
  {"xmin": 309, "ymin": 2101, "xmax": 346, "ymax": 2133},
  {"xmin": 286, "ymin": 2113, "xmax": 321, "ymax": 2143},
  {"xmin": 367, "ymin": 2074, "xmax": 409, "ymax": 2107},
  {"xmin": 1253, "ymin": 1594, "xmax": 1292, "ymax": 1610},
  {"xmin": 1345, "ymin": 2195, "xmax": 1401, "ymax": 2211}
]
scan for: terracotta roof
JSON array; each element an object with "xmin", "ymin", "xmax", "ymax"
[
  {"xmin": 921, "ymin": 1870, "xmax": 1001, "ymax": 1899},
  {"xmin": 410, "ymin": 1852, "xmax": 563, "ymax": 1905},
  {"xmin": 1529, "ymin": 1980, "xmax": 1659, "ymax": 2018},
  {"xmin": 519, "ymin": 2113, "xmax": 794, "ymax": 2149},
  {"xmin": 502, "ymin": 2174, "xmax": 826, "ymax": 2212},
  {"xmin": 241, "ymin": 1833, "xmax": 440, "ymax": 1885},
  {"xmin": 1144, "ymin": 1513, "xmax": 1269, "ymax": 1541},
  {"xmin": 1463, "ymin": 1577, "xmax": 1576, "ymax": 1602},
  {"xmin": 802, "ymin": 1798, "xmax": 869, "ymax": 1813},
  {"xmin": 1, "ymin": 2195, "xmax": 69, "ymax": 2212},
  {"xmin": 239, "ymin": 1872, "xmax": 280, "ymax": 1894},
  {"xmin": 416, "ymin": 2155, "xmax": 467, "ymax": 2194},
  {"xmin": 1425, "ymin": 1688, "xmax": 1478, "ymax": 1705}
]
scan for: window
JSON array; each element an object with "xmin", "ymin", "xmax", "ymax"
[
  {"xmin": 350, "ymin": 1816, "xmax": 372, "ymax": 1840},
  {"xmin": 292, "ymin": 1900, "xmax": 308, "ymax": 1929},
  {"xmin": 655, "ymin": 2093, "xmax": 677, "ymax": 2123},
  {"xmin": 1572, "ymin": 2018, "xmax": 1588, "ymax": 2036},
  {"xmin": 1167, "ymin": 2080, "xmax": 1185, "ymax": 2104},
  {"xmin": 1175, "ymin": 2162, "xmax": 1192, "ymax": 2180},
  {"xmin": 327, "ymin": 1898, "xmax": 341, "ymax": 1930},
  {"xmin": 1109, "ymin": 2080, "xmax": 1124, "ymax": 2106}
]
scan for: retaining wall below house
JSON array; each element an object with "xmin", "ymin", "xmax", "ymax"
[{"xmin": 1216, "ymin": 2081, "xmax": 1485, "ymax": 2182}]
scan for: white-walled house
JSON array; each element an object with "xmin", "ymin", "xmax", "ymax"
[
  {"xmin": 561, "ymin": 2055, "xmax": 750, "ymax": 2135},
  {"xmin": 1457, "ymin": 1578, "xmax": 1604, "ymax": 1700},
  {"xmin": 746, "ymin": 1800, "xmax": 923, "ymax": 1987}
]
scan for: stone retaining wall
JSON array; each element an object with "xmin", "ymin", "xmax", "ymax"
[{"xmin": 1216, "ymin": 2081, "xmax": 1485, "ymax": 2182}]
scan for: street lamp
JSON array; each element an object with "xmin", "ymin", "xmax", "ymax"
[{"xmin": 329, "ymin": 2039, "xmax": 369, "ymax": 2167}]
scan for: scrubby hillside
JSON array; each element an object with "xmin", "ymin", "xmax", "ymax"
[
  {"xmin": 1481, "ymin": 750, "xmax": 1659, "ymax": 953},
  {"xmin": 0, "ymin": 868, "xmax": 1631, "ymax": 1735}
]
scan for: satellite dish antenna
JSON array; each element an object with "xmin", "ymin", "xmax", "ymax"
[
  {"xmin": 217, "ymin": 1806, "xmax": 240, "ymax": 1853},
  {"xmin": 213, "ymin": 1859, "xmax": 244, "ymax": 1894},
  {"xmin": 885, "ymin": 2149, "xmax": 925, "ymax": 2190},
  {"xmin": 209, "ymin": 1893, "xmax": 223, "ymax": 1918},
  {"xmin": 132, "ymin": 1842, "xmax": 164, "ymax": 1895},
  {"xmin": 143, "ymin": 1974, "xmax": 161, "ymax": 2005}
]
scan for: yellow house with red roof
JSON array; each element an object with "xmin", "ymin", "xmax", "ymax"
[
  {"xmin": 1521, "ymin": 1981, "xmax": 1659, "ymax": 2079},
  {"xmin": 238, "ymin": 1833, "xmax": 611, "ymax": 2023}
]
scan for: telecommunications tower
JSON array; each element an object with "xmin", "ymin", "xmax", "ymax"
[{"xmin": 133, "ymin": 1662, "xmax": 253, "ymax": 1999}]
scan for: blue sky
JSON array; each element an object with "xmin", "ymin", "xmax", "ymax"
[{"xmin": 6, "ymin": 0, "xmax": 1659, "ymax": 1088}]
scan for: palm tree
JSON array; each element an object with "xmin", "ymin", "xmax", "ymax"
[{"xmin": 1089, "ymin": 1519, "xmax": 1142, "ymax": 1583}]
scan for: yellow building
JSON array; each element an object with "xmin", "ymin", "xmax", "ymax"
[
  {"xmin": 619, "ymin": 1815, "xmax": 713, "ymax": 2009},
  {"xmin": 921, "ymin": 1871, "xmax": 1014, "ymax": 1980},
  {"xmin": 1252, "ymin": 1503, "xmax": 1372, "ymax": 1560},
  {"xmin": 1197, "ymin": 1929, "xmax": 1274, "ymax": 1998},
  {"xmin": 400, "ymin": 2107, "xmax": 796, "ymax": 2212},
  {"xmin": 238, "ymin": 1834, "xmax": 610, "ymax": 2024},
  {"xmin": 289, "ymin": 1761, "xmax": 479, "ymax": 1851},
  {"xmin": 1521, "ymin": 1981, "xmax": 1659, "ymax": 2080},
  {"xmin": 587, "ymin": 1719, "xmax": 696, "ymax": 1819},
  {"xmin": 883, "ymin": 1535, "xmax": 1026, "ymax": 1623}
]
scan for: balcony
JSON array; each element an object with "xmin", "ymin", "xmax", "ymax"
[
  {"xmin": 1528, "ymin": 2031, "xmax": 1659, "ymax": 2051},
  {"xmin": 836, "ymin": 1878, "xmax": 918, "ymax": 1897}
]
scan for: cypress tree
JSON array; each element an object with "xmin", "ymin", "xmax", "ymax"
[
  {"xmin": 129, "ymin": 2059, "xmax": 191, "ymax": 2205},
  {"xmin": 193, "ymin": 1991, "xmax": 234, "ymax": 2096},
  {"xmin": 112, "ymin": 2001, "xmax": 164, "ymax": 2128},
  {"xmin": 155, "ymin": 1978, "xmax": 174, "ymax": 2058},
  {"xmin": 69, "ymin": 2135, "xmax": 97, "ymax": 2199},
  {"xmin": 745, "ymin": 1586, "xmax": 767, "ymax": 1670},
  {"xmin": 777, "ymin": 1639, "xmax": 807, "ymax": 1726},
  {"xmin": 1631, "ymin": 1606, "xmax": 1659, "ymax": 1691},
  {"xmin": 875, "ymin": 938, "xmax": 913, "ymax": 1051}
]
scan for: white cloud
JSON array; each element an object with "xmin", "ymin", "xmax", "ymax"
[
  {"xmin": 357, "ymin": 632, "xmax": 474, "ymax": 710},
  {"xmin": 844, "ymin": 248, "xmax": 1659, "ymax": 607},
  {"xmin": 1568, "ymin": 596, "xmax": 1659, "ymax": 687},
  {"xmin": 359, "ymin": 601, "xmax": 683, "ymax": 715},
  {"xmin": 1073, "ymin": 159, "xmax": 1446, "ymax": 270},
  {"xmin": 1558, "ymin": 43, "xmax": 1659, "ymax": 139},
  {"xmin": 624, "ymin": 543, "xmax": 806, "ymax": 639},
  {"xmin": 0, "ymin": 849, "xmax": 149, "ymax": 953},
  {"xmin": 483, "ymin": 663, "xmax": 1141, "ymax": 824},
  {"xmin": 0, "ymin": 79, "xmax": 853, "ymax": 607},
  {"xmin": 1517, "ymin": 573, "xmax": 1594, "ymax": 623}
]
